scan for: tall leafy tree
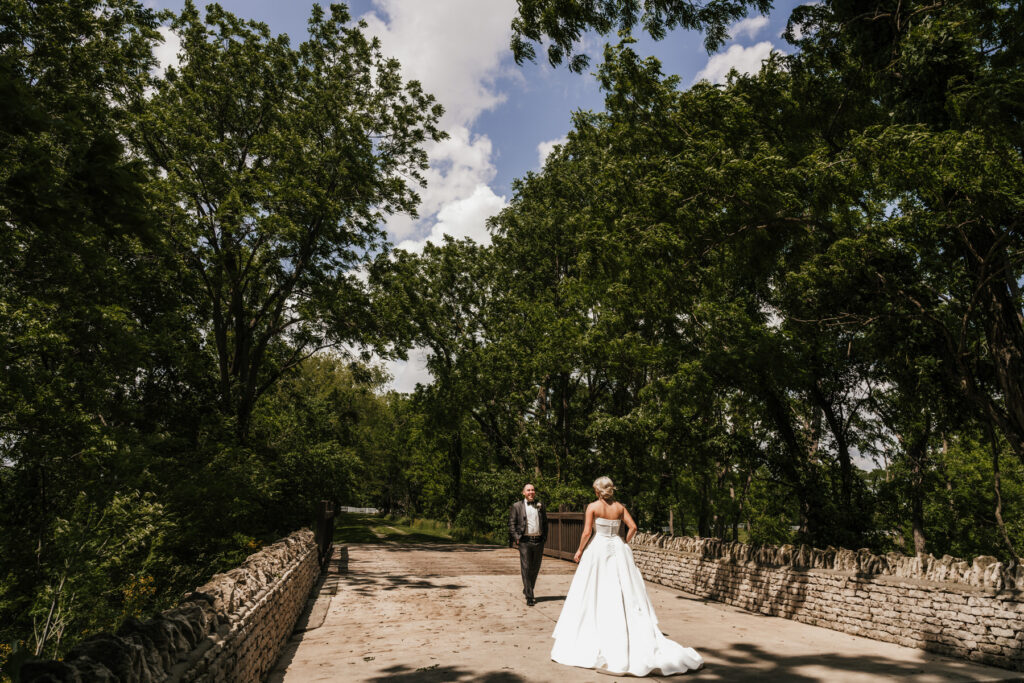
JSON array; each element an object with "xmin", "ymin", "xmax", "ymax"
[
  {"xmin": 374, "ymin": 238, "xmax": 492, "ymax": 517},
  {"xmin": 385, "ymin": 0, "xmax": 1024, "ymax": 558},
  {"xmin": 0, "ymin": 0, "xmax": 175, "ymax": 659},
  {"xmin": 132, "ymin": 2, "xmax": 445, "ymax": 440},
  {"xmin": 783, "ymin": 1, "xmax": 1024, "ymax": 466}
]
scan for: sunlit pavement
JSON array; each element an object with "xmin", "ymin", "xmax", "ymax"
[{"xmin": 268, "ymin": 544, "xmax": 1019, "ymax": 682}]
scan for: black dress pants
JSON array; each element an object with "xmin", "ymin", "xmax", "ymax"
[{"xmin": 519, "ymin": 537, "xmax": 544, "ymax": 599}]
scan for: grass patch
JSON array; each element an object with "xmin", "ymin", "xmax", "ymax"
[
  {"xmin": 331, "ymin": 513, "xmax": 502, "ymax": 545},
  {"xmin": 332, "ymin": 512, "xmax": 386, "ymax": 543}
]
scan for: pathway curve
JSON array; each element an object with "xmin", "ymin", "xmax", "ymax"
[{"xmin": 268, "ymin": 544, "xmax": 1019, "ymax": 682}]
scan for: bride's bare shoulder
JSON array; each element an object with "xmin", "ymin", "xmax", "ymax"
[{"xmin": 596, "ymin": 500, "xmax": 625, "ymax": 520}]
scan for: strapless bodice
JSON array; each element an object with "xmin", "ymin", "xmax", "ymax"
[{"xmin": 594, "ymin": 518, "xmax": 621, "ymax": 537}]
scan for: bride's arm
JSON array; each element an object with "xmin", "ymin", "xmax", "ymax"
[
  {"xmin": 622, "ymin": 505, "xmax": 638, "ymax": 543},
  {"xmin": 573, "ymin": 505, "xmax": 595, "ymax": 563}
]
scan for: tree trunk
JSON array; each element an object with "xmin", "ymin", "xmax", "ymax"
[
  {"xmin": 810, "ymin": 382, "xmax": 852, "ymax": 514},
  {"xmin": 908, "ymin": 412, "xmax": 931, "ymax": 555},
  {"xmin": 988, "ymin": 424, "xmax": 1020, "ymax": 560},
  {"xmin": 449, "ymin": 429, "xmax": 463, "ymax": 521},
  {"xmin": 735, "ymin": 469, "xmax": 753, "ymax": 543},
  {"xmin": 940, "ymin": 436, "xmax": 957, "ymax": 544},
  {"xmin": 698, "ymin": 474, "xmax": 712, "ymax": 537},
  {"xmin": 910, "ymin": 483, "xmax": 926, "ymax": 555},
  {"xmin": 763, "ymin": 385, "xmax": 818, "ymax": 538},
  {"xmin": 948, "ymin": 229, "xmax": 1024, "ymax": 464},
  {"xmin": 555, "ymin": 371, "xmax": 571, "ymax": 480},
  {"xmin": 983, "ymin": 246, "xmax": 1024, "ymax": 463}
]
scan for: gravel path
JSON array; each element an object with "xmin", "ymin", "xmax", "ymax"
[{"xmin": 268, "ymin": 544, "xmax": 1019, "ymax": 682}]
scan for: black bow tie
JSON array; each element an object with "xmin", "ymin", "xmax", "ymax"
[{"xmin": 527, "ymin": 501, "xmax": 538, "ymax": 506}]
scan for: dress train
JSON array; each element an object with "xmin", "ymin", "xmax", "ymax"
[{"xmin": 550, "ymin": 518, "xmax": 703, "ymax": 676}]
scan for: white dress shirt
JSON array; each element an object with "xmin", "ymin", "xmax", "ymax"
[{"xmin": 524, "ymin": 499, "xmax": 540, "ymax": 535}]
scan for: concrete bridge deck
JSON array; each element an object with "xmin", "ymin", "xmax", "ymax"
[{"xmin": 269, "ymin": 544, "xmax": 1020, "ymax": 682}]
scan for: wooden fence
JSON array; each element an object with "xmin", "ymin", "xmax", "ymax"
[{"xmin": 543, "ymin": 511, "xmax": 626, "ymax": 561}]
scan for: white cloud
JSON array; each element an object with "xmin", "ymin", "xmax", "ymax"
[
  {"xmin": 694, "ymin": 41, "xmax": 782, "ymax": 85},
  {"xmin": 382, "ymin": 346, "xmax": 433, "ymax": 393},
  {"xmin": 537, "ymin": 136, "xmax": 568, "ymax": 168},
  {"xmin": 731, "ymin": 15, "xmax": 769, "ymax": 40},
  {"xmin": 360, "ymin": 0, "xmax": 517, "ymax": 129},
  {"xmin": 360, "ymin": 1, "xmax": 514, "ymax": 252},
  {"xmin": 383, "ymin": 126, "xmax": 500, "ymax": 242},
  {"xmin": 356, "ymin": 1, "xmax": 518, "ymax": 392},
  {"xmin": 397, "ymin": 183, "xmax": 506, "ymax": 253},
  {"xmin": 152, "ymin": 26, "xmax": 181, "ymax": 78},
  {"xmin": 787, "ymin": 20, "xmax": 813, "ymax": 41}
]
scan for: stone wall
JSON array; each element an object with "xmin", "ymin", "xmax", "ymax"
[
  {"xmin": 21, "ymin": 529, "xmax": 320, "ymax": 683},
  {"xmin": 631, "ymin": 533, "xmax": 1024, "ymax": 671}
]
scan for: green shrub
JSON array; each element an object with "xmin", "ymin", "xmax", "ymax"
[
  {"xmin": 449, "ymin": 527, "xmax": 501, "ymax": 544},
  {"xmin": 411, "ymin": 518, "xmax": 447, "ymax": 533}
]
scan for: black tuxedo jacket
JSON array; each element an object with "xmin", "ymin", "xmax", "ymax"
[{"xmin": 508, "ymin": 499, "xmax": 548, "ymax": 547}]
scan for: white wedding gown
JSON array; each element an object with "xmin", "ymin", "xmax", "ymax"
[{"xmin": 550, "ymin": 518, "xmax": 704, "ymax": 676}]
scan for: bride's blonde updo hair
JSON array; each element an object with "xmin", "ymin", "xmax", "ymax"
[{"xmin": 592, "ymin": 476, "xmax": 615, "ymax": 501}]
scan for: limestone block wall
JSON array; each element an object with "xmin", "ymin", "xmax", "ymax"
[
  {"xmin": 21, "ymin": 529, "xmax": 320, "ymax": 683},
  {"xmin": 631, "ymin": 533, "xmax": 1024, "ymax": 671}
]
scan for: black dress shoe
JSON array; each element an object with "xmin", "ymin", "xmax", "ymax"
[{"xmin": 527, "ymin": 598, "xmax": 536, "ymax": 606}]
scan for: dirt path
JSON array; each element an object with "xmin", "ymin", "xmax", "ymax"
[{"xmin": 268, "ymin": 544, "xmax": 1019, "ymax": 682}]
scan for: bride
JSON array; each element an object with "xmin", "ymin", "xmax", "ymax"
[{"xmin": 550, "ymin": 477, "xmax": 704, "ymax": 676}]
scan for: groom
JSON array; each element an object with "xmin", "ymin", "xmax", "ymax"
[{"xmin": 508, "ymin": 483, "xmax": 547, "ymax": 606}]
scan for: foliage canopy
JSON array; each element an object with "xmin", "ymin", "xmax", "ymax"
[{"xmin": 2, "ymin": 0, "xmax": 1024, "ymax": 674}]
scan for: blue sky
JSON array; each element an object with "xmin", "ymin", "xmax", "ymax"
[{"xmin": 150, "ymin": 0, "xmax": 809, "ymax": 390}]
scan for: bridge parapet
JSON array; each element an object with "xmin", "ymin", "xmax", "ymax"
[
  {"xmin": 634, "ymin": 533, "xmax": 1024, "ymax": 591},
  {"xmin": 630, "ymin": 533, "xmax": 1024, "ymax": 672},
  {"xmin": 21, "ymin": 529, "xmax": 320, "ymax": 683}
]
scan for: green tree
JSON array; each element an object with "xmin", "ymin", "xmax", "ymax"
[
  {"xmin": 0, "ymin": 0, "xmax": 178, "ymax": 660},
  {"xmin": 251, "ymin": 355, "xmax": 391, "ymax": 526},
  {"xmin": 132, "ymin": 2, "xmax": 445, "ymax": 441},
  {"xmin": 792, "ymin": 0, "xmax": 1024, "ymax": 466},
  {"xmin": 374, "ymin": 238, "xmax": 493, "ymax": 518},
  {"xmin": 510, "ymin": 0, "xmax": 772, "ymax": 71}
]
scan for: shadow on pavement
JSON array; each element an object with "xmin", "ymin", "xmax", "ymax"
[
  {"xmin": 367, "ymin": 663, "xmax": 525, "ymax": 682},
  {"xmin": 371, "ymin": 542, "xmax": 504, "ymax": 552},
  {"xmin": 694, "ymin": 642, "xmax": 1019, "ymax": 681},
  {"xmin": 337, "ymin": 571, "xmax": 466, "ymax": 595},
  {"xmin": 267, "ymin": 548, "xmax": 350, "ymax": 682}
]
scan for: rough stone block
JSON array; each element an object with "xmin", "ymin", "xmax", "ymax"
[{"xmin": 21, "ymin": 530, "xmax": 319, "ymax": 683}]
